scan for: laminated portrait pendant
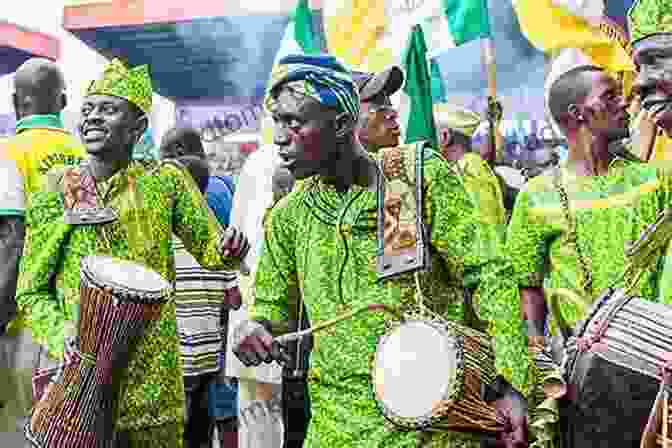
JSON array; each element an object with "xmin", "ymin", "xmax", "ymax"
[{"xmin": 63, "ymin": 165, "xmax": 118, "ymax": 225}]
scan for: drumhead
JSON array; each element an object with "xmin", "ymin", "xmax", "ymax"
[
  {"xmin": 81, "ymin": 256, "xmax": 170, "ymax": 297},
  {"xmin": 373, "ymin": 320, "xmax": 458, "ymax": 426}
]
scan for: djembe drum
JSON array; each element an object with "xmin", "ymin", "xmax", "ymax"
[
  {"xmin": 372, "ymin": 319, "xmax": 505, "ymax": 435},
  {"xmin": 562, "ymin": 288, "xmax": 672, "ymax": 448},
  {"xmin": 25, "ymin": 255, "xmax": 171, "ymax": 448}
]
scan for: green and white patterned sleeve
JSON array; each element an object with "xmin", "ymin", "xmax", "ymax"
[
  {"xmin": 15, "ymin": 192, "xmax": 70, "ymax": 359},
  {"xmin": 166, "ymin": 163, "xmax": 240, "ymax": 272}
]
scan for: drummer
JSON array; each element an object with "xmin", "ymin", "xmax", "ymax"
[
  {"xmin": 434, "ymin": 104, "xmax": 506, "ymax": 251},
  {"xmin": 502, "ymin": 31, "xmax": 672, "ymax": 444},
  {"xmin": 15, "ymin": 59, "xmax": 249, "ymax": 448},
  {"xmin": 232, "ymin": 53, "xmax": 527, "ymax": 448}
]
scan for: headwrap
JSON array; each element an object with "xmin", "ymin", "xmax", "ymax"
[
  {"xmin": 629, "ymin": 0, "xmax": 672, "ymax": 44},
  {"xmin": 265, "ymin": 54, "xmax": 360, "ymax": 124},
  {"xmin": 86, "ymin": 59, "xmax": 153, "ymax": 114},
  {"xmin": 433, "ymin": 104, "xmax": 482, "ymax": 138}
]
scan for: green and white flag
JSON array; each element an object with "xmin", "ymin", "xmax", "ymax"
[
  {"xmin": 401, "ymin": 25, "xmax": 438, "ymax": 147},
  {"xmin": 412, "ymin": 0, "xmax": 492, "ymax": 58},
  {"xmin": 273, "ymin": 0, "xmax": 320, "ymax": 65}
]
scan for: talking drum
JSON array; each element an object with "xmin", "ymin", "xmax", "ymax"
[
  {"xmin": 563, "ymin": 288, "xmax": 672, "ymax": 448},
  {"xmin": 25, "ymin": 256, "xmax": 171, "ymax": 448},
  {"xmin": 372, "ymin": 319, "xmax": 504, "ymax": 435}
]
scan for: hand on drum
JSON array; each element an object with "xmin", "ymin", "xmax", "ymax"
[
  {"xmin": 221, "ymin": 226, "xmax": 250, "ymax": 259},
  {"xmin": 482, "ymin": 376, "xmax": 529, "ymax": 448},
  {"xmin": 233, "ymin": 320, "xmax": 291, "ymax": 367}
]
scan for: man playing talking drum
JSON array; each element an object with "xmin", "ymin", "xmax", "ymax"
[{"xmin": 232, "ymin": 54, "xmax": 527, "ymax": 448}]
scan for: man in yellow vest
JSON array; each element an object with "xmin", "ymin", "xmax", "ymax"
[{"xmin": 0, "ymin": 58, "xmax": 85, "ymax": 440}]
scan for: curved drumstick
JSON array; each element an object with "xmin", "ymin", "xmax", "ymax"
[{"xmin": 274, "ymin": 304, "xmax": 403, "ymax": 344}]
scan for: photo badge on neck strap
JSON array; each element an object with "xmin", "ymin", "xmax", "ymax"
[
  {"xmin": 63, "ymin": 163, "xmax": 118, "ymax": 225},
  {"xmin": 376, "ymin": 141, "xmax": 431, "ymax": 281}
]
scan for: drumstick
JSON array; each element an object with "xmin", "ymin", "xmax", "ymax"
[
  {"xmin": 665, "ymin": 388, "xmax": 669, "ymax": 448},
  {"xmin": 274, "ymin": 304, "xmax": 403, "ymax": 344}
]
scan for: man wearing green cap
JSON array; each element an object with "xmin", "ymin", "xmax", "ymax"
[{"xmin": 15, "ymin": 59, "xmax": 249, "ymax": 447}]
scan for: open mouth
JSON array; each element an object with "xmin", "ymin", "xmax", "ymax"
[{"xmin": 82, "ymin": 128, "xmax": 107, "ymax": 140}]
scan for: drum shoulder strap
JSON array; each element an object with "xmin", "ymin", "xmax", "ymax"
[{"xmin": 376, "ymin": 141, "xmax": 430, "ymax": 281}]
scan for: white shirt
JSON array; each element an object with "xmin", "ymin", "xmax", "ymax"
[
  {"xmin": 226, "ymin": 144, "xmax": 283, "ymax": 383},
  {"xmin": 0, "ymin": 156, "xmax": 25, "ymax": 217}
]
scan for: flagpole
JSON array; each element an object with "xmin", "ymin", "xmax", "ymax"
[{"xmin": 481, "ymin": 37, "xmax": 503, "ymax": 163}]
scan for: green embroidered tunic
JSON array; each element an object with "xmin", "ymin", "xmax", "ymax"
[
  {"xmin": 16, "ymin": 160, "xmax": 239, "ymax": 447},
  {"xmin": 500, "ymin": 158, "xmax": 672, "ymax": 395},
  {"xmin": 251, "ymin": 153, "xmax": 516, "ymax": 447}
]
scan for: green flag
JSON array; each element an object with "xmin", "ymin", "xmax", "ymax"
[
  {"xmin": 443, "ymin": 0, "xmax": 492, "ymax": 46},
  {"xmin": 401, "ymin": 25, "xmax": 438, "ymax": 148},
  {"xmin": 294, "ymin": 0, "xmax": 320, "ymax": 54},
  {"xmin": 430, "ymin": 58, "xmax": 446, "ymax": 103}
]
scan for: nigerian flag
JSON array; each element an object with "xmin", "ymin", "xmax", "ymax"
[
  {"xmin": 401, "ymin": 25, "xmax": 437, "ymax": 147},
  {"xmin": 443, "ymin": 0, "xmax": 492, "ymax": 46},
  {"xmin": 273, "ymin": 0, "xmax": 320, "ymax": 65}
]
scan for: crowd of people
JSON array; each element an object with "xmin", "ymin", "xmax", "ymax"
[{"xmin": 3, "ymin": 1, "xmax": 672, "ymax": 447}]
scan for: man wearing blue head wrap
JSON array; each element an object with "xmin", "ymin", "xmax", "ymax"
[{"xmin": 233, "ymin": 54, "xmax": 527, "ymax": 447}]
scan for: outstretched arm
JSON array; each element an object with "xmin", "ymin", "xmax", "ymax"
[{"xmin": 167, "ymin": 163, "xmax": 247, "ymax": 271}]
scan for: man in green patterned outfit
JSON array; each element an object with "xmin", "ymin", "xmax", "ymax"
[
  {"xmin": 232, "ymin": 54, "xmax": 527, "ymax": 448},
  {"xmin": 503, "ymin": 2, "xmax": 672, "ymax": 446},
  {"xmin": 15, "ymin": 59, "xmax": 249, "ymax": 447}
]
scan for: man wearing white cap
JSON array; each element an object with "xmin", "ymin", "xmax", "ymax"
[{"xmin": 434, "ymin": 104, "xmax": 506, "ymax": 260}]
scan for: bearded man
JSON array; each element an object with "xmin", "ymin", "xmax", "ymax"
[
  {"xmin": 15, "ymin": 59, "xmax": 249, "ymax": 448},
  {"xmin": 232, "ymin": 54, "xmax": 526, "ymax": 448}
]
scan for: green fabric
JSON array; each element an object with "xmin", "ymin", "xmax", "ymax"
[
  {"xmin": 443, "ymin": 0, "xmax": 492, "ymax": 46},
  {"xmin": 501, "ymin": 158, "xmax": 672, "ymax": 394},
  {"xmin": 430, "ymin": 58, "xmax": 447, "ymax": 103},
  {"xmin": 293, "ymin": 0, "xmax": 320, "ymax": 54},
  {"xmin": 403, "ymin": 25, "xmax": 439, "ymax": 148},
  {"xmin": 252, "ymin": 150, "xmax": 516, "ymax": 447},
  {"xmin": 16, "ymin": 160, "xmax": 239, "ymax": 444},
  {"xmin": 15, "ymin": 114, "xmax": 64, "ymax": 133},
  {"xmin": 628, "ymin": 0, "xmax": 672, "ymax": 43}
]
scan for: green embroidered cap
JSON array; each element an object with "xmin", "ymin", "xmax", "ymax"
[
  {"xmin": 85, "ymin": 59, "xmax": 153, "ymax": 114},
  {"xmin": 629, "ymin": 0, "xmax": 672, "ymax": 43}
]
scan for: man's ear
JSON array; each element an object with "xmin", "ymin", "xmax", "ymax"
[
  {"xmin": 334, "ymin": 112, "xmax": 355, "ymax": 139},
  {"xmin": 12, "ymin": 93, "xmax": 20, "ymax": 119},
  {"xmin": 567, "ymin": 104, "xmax": 584, "ymax": 123},
  {"xmin": 132, "ymin": 114, "xmax": 149, "ymax": 142},
  {"xmin": 60, "ymin": 92, "xmax": 67, "ymax": 112}
]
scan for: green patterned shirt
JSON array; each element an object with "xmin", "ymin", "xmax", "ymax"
[
  {"xmin": 251, "ymin": 153, "xmax": 516, "ymax": 447},
  {"xmin": 502, "ymin": 158, "xmax": 672, "ymax": 392},
  {"xmin": 16, "ymin": 160, "xmax": 239, "ymax": 433}
]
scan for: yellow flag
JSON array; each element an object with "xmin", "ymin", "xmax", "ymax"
[
  {"xmin": 514, "ymin": 0, "xmax": 633, "ymax": 75},
  {"xmin": 323, "ymin": 0, "xmax": 388, "ymax": 69}
]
